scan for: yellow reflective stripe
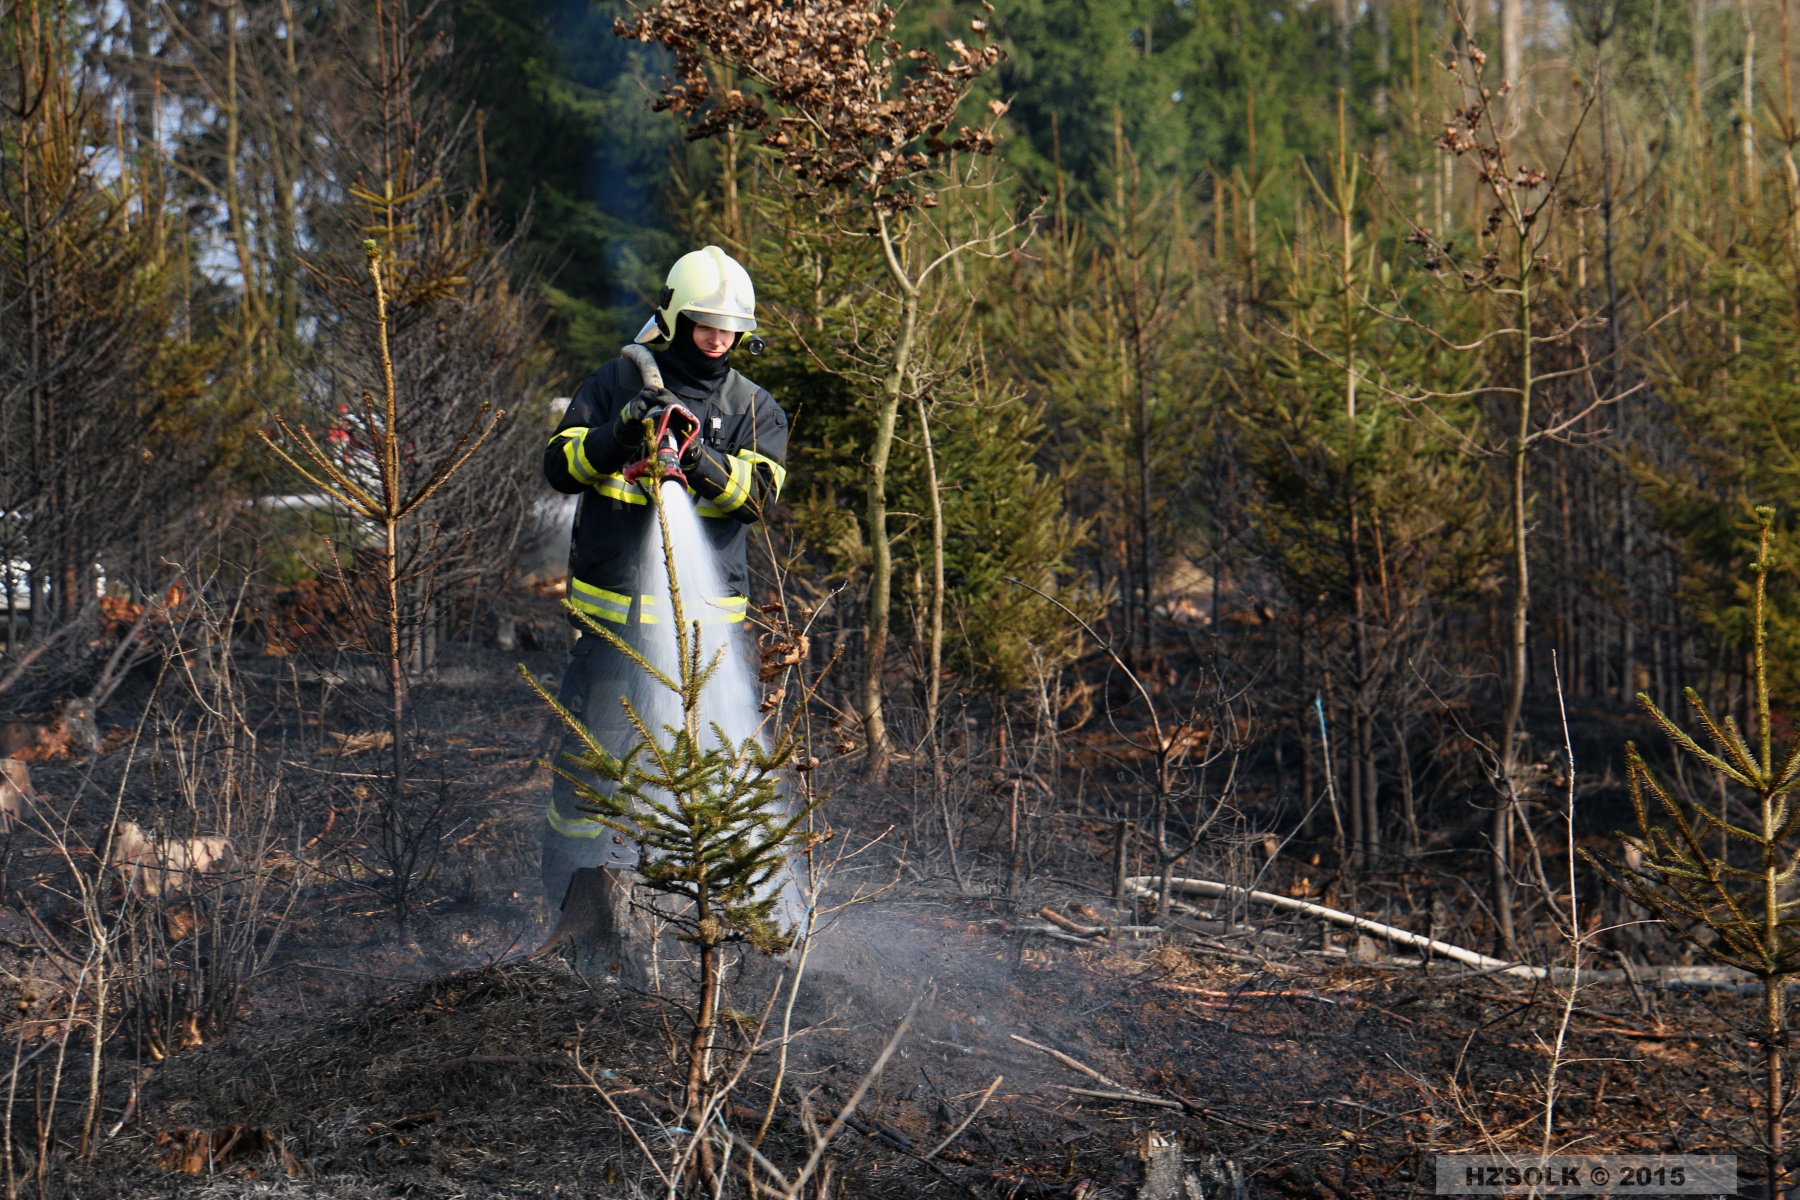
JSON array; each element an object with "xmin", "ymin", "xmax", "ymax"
[
  {"xmin": 550, "ymin": 427, "xmax": 603, "ymax": 487},
  {"xmin": 570, "ymin": 579, "xmax": 631, "ymax": 624},
  {"xmin": 704, "ymin": 454, "xmax": 754, "ymax": 515},
  {"xmin": 706, "ymin": 596, "xmax": 748, "ymax": 625},
  {"xmin": 570, "ymin": 586, "xmax": 744, "ymax": 626},
  {"xmin": 546, "ymin": 796, "xmax": 607, "ymax": 837},
  {"xmin": 596, "ymin": 473, "xmax": 649, "ymax": 505},
  {"xmin": 737, "ymin": 450, "xmax": 787, "ymax": 499},
  {"xmin": 638, "ymin": 594, "xmax": 745, "ymax": 625}
]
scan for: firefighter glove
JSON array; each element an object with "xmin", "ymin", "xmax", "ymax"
[{"xmin": 614, "ymin": 387, "xmax": 676, "ymax": 454}]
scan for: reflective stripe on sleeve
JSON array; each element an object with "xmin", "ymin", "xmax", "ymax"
[
  {"xmin": 704, "ymin": 454, "xmax": 756, "ymax": 515},
  {"xmin": 549, "ymin": 427, "xmax": 603, "ymax": 487},
  {"xmin": 736, "ymin": 450, "xmax": 788, "ymax": 499},
  {"xmin": 596, "ymin": 473, "xmax": 649, "ymax": 505}
]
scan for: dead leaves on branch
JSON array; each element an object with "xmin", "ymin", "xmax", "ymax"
[
  {"xmin": 615, "ymin": 0, "xmax": 1003, "ymax": 210},
  {"xmin": 757, "ymin": 631, "xmax": 809, "ymax": 683}
]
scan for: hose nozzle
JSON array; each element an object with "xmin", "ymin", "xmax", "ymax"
[{"xmin": 622, "ymin": 403, "xmax": 699, "ymax": 491}]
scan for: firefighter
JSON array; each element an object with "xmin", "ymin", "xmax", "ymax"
[{"xmin": 540, "ymin": 246, "xmax": 790, "ymax": 951}]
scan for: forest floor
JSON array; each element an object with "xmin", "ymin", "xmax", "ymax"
[
  {"xmin": 2, "ymin": 594, "xmax": 1766, "ymax": 1198},
  {"xmin": 79, "ymin": 899, "xmax": 1766, "ymax": 1199}
]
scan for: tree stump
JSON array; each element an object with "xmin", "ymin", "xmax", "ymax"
[{"xmin": 1138, "ymin": 1130, "xmax": 1185, "ymax": 1200}]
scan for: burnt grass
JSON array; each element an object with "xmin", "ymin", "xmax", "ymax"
[
  {"xmin": 1, "ymin": 592, "xmax": 1773, "ymax": 1198},
  {"xmin": 81, "ymin": 916, "xmax": 1771, "ymax": 1199}
]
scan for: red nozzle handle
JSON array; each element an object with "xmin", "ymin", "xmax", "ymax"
[
  {"xmin": 658, "ymin": 404, "xmax": 700, "ymax": 462},
  {"xmin": 622, "ymin": 403, "xmax": 700, "ymax": 488}
]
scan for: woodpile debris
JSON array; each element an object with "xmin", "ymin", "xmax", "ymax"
[
  {"xmin": 108, "ymin": 821, "xmax": 237, "ymax": 898},
  {"xmin": 0, "ymin": 697, "xmax": 97, "ymax": 761}
]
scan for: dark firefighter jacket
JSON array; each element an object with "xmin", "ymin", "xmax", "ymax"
[{"xmin": 543, "ymin": 353, "xmax": 788, "ymax": 629}]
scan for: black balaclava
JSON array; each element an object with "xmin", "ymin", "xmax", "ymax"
[{"xmin": 653, "ymin": 314, "xmax": 735, "ymax": 394}]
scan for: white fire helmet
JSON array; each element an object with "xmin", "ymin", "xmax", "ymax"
[{"xmin": 634, "ymin": 246, "xmax": 758, "ymax": 344}]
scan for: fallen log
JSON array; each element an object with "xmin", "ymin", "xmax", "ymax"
[
  {"xmin": 1038, "ymin": 908, "xmax": 1108, "ymax": 938},
  {"xmin": 1124, "ymin": 876, "xmax": 1763, "ymax": 988}
]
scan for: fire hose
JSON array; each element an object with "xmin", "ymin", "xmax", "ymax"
[{"xmin": 620, "ymin": 343, "xmax": 698, "ymax": 490}]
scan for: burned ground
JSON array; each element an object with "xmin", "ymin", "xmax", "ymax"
[
  {"xmin": 79, "ymin": 892, "xmax": 1767, "ymax": 1198},
  {"xmin": 0, "ymin": 592, "xmax": 1769, "ymax": 1198}
]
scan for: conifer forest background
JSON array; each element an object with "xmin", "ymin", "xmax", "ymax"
[{"xmin": 10, "ymin": 0, "xmax": 1800, "ymax": 1194}]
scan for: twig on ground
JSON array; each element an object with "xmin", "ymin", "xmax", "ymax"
[
  {"xmin": 1058, "ymin": 1085, "xmax": 1180, "ymax": 1110},
  {"xmin": 1056, "ymin": 1086, "xmax": 1272, "ymax": 1132},
  {"xmin": 1125, "ymin": 875, "xmax": 1783, "ymax": 989},
  {"xmin": 1038, "ymin": 908, "xmax": 1108, "ymax": 938},
  {"xmin": 924, "ymin": 1075, "xmax": 1002, "ymax": 1161},
  {"xmin": 781, "ymin": 980, "xmax": 928, "ymax": 1200},
  {"xmin": 570, "ymin": 1058, "xmax": 673, "ymax": 1192},
  {"xmin": 1009, "ymin": 1035, "xmax": 1130, "ymax": 1092},
  {"xmin": 1156, "ymin": 983, "xmax": 1416, "ymax": 1024}
]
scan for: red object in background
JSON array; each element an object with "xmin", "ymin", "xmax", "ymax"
[{"xmin": 97, "ymin": 579, "xmax": 186, "ymax": 643}]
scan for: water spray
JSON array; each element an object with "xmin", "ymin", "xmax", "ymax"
[{"xmin": 608, "ymin": 344, "xmax": 810, "ymax": 931}]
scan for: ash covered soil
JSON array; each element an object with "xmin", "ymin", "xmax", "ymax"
[
  {"xmin": 91, "ymin": 888, "xmax": 1764, "ymax": 1194},
  {"xmin": 88, "ymin": 884, "xmax": 1763, "ymax": 1198},
  {"xmin": 11, "ymin": 603, "xmax": 1762, "ymax": 1198}
]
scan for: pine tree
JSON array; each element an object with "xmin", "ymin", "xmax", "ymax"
[
  {"xmin": 1223, "ymin": 119, "xmax": 1498, "ymax": 870},
  {"xmin": 527, "ymin": 483, "xmax": 817, "ymax": 1176},
  {"xmin": 1588, "ymin": 508, "xmax": 1800, "ymax": 1196}
]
